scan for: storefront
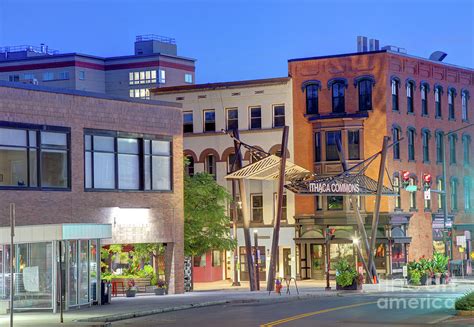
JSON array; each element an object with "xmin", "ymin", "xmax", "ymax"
[
  {"xmin": 432, "ymin": 214, "xmax": 453, "ymax": 257},
  {"xmin": 0, "ymin": 223, "xmax": 111, "ymax": 312}
]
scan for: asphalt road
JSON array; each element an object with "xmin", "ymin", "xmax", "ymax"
[{"xmin": 112, "ymin": 292, "xmax": 460, "ymax": 327}]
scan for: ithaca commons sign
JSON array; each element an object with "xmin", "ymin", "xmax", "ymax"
[{"xmin": 308, "ymin": 181, "xmax": 360, "ymax": 194}]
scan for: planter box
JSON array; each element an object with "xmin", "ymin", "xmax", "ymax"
[
  {"xmin": 457, "ymin": 310, "xmax": 474, "ymax": 316},
  {"xmin": 111, "ymin": 277, "xmax": 151, "ymax": 294},
  {"xmin": 154, "ymin": 288, "xmax": 166, "ymax": 296},
  {"xmin": 336, "ymin": 280, "xmax": 361, "ymax": 291},
  {"xmin": 125, "ymin": 289, "xmax": 137, "ymax": 298}
]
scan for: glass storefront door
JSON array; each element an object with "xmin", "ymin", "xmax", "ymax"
[{"xmin": 310, "ymin": 245, "xmax": 324, "ymax": 279}]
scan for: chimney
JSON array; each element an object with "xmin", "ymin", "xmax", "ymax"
[
  {"xmin": 357, "ymin": 36, "xmax": 368, "ymax": 52},
  {"xmin": 40, "ymin": 43, "xmax": 47, "ymax": 53},
  {"xmin": 369, "ymin": 39, "xmax": 380, "ymax": 51}
]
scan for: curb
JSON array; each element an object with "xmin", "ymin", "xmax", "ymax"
[{"xmin": 76, "ymin": 292, "xmax": 343, "ymax": 323}]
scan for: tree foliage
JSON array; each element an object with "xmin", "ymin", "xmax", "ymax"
[{"xmin": 184, "ymin": 172, "xmax": 236, "ymax": 256}]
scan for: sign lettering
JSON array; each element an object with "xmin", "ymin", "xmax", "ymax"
[{"xmin": 308, "ymin": 181, "xmax": 360, "ymax": 194}]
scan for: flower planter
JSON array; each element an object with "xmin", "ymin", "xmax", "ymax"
[
  {"xmin": 154, "ymin": 288, "xmax": 166, "ymax": 295},
  {"xmin": 435, "ymin": 273, "xmax": 442, "ymax": 285},
  {"xmin": 336, "ymin": 279, "xmax": 360, "ymax": 291},
  {"xmin": 125, "ymin": 289, "xmax": 137, "ymax": 298},
  {"xmin": 420, "ymin": 275, "xmax": 429, "ymax": 285}
]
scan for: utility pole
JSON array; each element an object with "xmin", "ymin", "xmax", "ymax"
[
  {"xmin": 59, "ymin": 241, "xmax": 64, "ymax": 323},
  {"xmin": 232, "ymin": 129, "xmax": 256, "ymax": 291},
  {"xmin": 367, "ymin": 136, "xmax": 390, "ymax": 284},
  {"xmin": 254, "ymin": 230, "xmax": 260, "ymax": 290},
  {"xmin": 325, "ymin": 227, "xmax": 331, "ymax": 291},
  {"xmin": 9, "ymin": 203, "xmax": 15, "ymax": 327},
  {"xmin": 266, "ymin": 126, "xmax": 289, "ymax": 292}
]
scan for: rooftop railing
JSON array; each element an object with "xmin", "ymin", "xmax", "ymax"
[
  {"xmin": 135, "ymin": 34, "xmax": 176, "ymax": 44},
  {"xmin": 0, "ymin": 45, "xmax": 59, "ymax": 55}
]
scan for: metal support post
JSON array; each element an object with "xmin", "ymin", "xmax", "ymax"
[
  {"xmin": 231, "ymin": 180, "xmax": 241, "ymax": 286},
  {"xmin": 267, "ymin": 126, "xmax": 289, "ymax": 291},
  {"xmin": 325, "ymin": 228, "xmax": 331, "ymax": 291},
  {"xmin": 254, "ymin": 230, "xmax": 260, "ymax": 290},
  {"xmin": 442, "ymin": 132, "xmax": 450, "ymax": 258},
  {"xmin": 9, "ymin": 203, "xmax": 15, "ymax": 327}
]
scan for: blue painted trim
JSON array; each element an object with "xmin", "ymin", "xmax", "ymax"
[
  {"xmin": 306, "ymin": 111, "xmax": 368, "ymax": 121},
  {"xmin": 327, "ymin": 78, "xmax": 348, "ymax": 90},
  {"xmin": 421, "ymin": 127, "xmax": 431, "ymax": 137},
  {"xmin": 405, "ymin": 78, "xmax": 417, "ymax": 90},
  {"xmin": 392, "ymin": 123, "xmax": 402, "ymax": 131},
  {"xmin": 353, "ymin": 75, "xmax": 376, "ymax": 87},
  {"xmin": 434, "ymin": 83, "xmax": 444, "ymax": 94},
  {"xmin": 407, "ymin": 126, "xmax": 417, "ymax": 135},
  {"xmin": 0, "ymin": 120, "xmax": 70, "ymax": 132},
  {"xmin": 420, "ymin": 80, "xmax": 430, "ymax": 92},
  {"xmin": 462, "ymin": 89, "xmax": 470, "ymax": 99},
  {"xmin": 448, "ymin": 86, "xmax": 457, "ymax": 97},
  {"xmin": 301, "ymin": 80, "xmax": 322, "ymax": 92}
]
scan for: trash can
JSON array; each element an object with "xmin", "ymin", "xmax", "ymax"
[{"xmin": 101, "ymin": 280, "xmax": 111, "ymax": 304}]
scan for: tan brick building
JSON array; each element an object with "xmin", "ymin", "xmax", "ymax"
[{"xmin": 0, "ymin": 81, "xmax": 184, "ymax": 311}]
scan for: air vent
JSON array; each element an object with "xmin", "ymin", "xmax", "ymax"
[
  {"xmin": 176, "ymin": 96, "xmax": 184, "ymax": 101},
  {"xmin": 198, "ymin": 95, "xmax": 207, "ymax": 99},
  {"xmin": 231, "ymin": 92, "xmax": 241, "ymax": 96},
  {"xmin": 255, "ymin": 90, "xmax": 264, "ymax": 94}
]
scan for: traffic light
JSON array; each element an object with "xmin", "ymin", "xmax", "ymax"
[
  {"xmin": 325, "ymin": 228, "xmax": 336, "ymax": 242},
  {"xmin": 401, "ymin": 170, "xmax": 410, "ymax": 188},
  {"xmin": 423, "ymin": 173, "xmax": 432, "ymax": 191}
]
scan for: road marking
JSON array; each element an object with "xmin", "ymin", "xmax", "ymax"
[
  {"xmin": 428, "ymin": 315, "xmax": 453, "ymax": 324},
  {"xmin": 260, "ymin": 301, "xmax": 377, "ymax": 327}
]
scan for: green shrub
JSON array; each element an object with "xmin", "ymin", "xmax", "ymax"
[
  {"xmin": 432, "ymin": 252, "xmax": 449, "ymax": 274},
  {"xmin": 334, "ymin": 259, "xmax": 357, "ymax": 287},
  {"xmin": 409, "ymin": 269, "xmax": 421, "ymax": 285},
  {"xmin": 455, "ymin": 292, "xmax": 474, "ymax": 311}
]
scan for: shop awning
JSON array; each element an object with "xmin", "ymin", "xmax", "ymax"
[{"xmin": 0, "ymin": 223, "xmax": 112, "ymax": 244}]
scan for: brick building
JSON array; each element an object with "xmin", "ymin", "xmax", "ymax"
[
  {"xmin": 0, "ymin": 81, "xmax": 184, "ymax": 311},
  {"xmin": 289, "ymin": 49, "xmax": 473, "ymax": 278},
  {"xmin": 0, "ymin": 35, "xmax": 195, "ymax": 99}
]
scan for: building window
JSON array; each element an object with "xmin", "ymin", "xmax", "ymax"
[
  {"xmin": 463, "ymin": 134, "xmax": 471, "ymax": 166},
  {"xmin": 129, "ymin": 88, "xmax": 150, "ymax": 99},
  {"xmin": 315, "ymin": 196, "xmax": 323, "ymax": 211},
  {"xmin": 203, "ymin": 110, "xmax": 216, "ymax": 132},
  {"xmin": 449, "ymin": 134, "xmax": 457, "ymax": 165},
  {"xmin": 193, "ymin": 255, "xmax": 206, "ymax": 267},
  {"xmin": 407, "ymin": 128, "xmax": 415, "ymax": 161},
  {"xmin": 58, "ymin": 71, "xmax": 70, "ymax": 80},
  {"xmin": 184, "ymin": 73, "xmax": 193, "ymax": 83},
  {"xmin": 451, "ymin": 178, "xmax": 458, "ymax": 211},
  {"xmin": 332, "ymin": 82, "xmax": 345, "ymax": 113},
  {"xmin": 393, "ymin": 175, "xmax": 401, "ymax": 209},
  {"xmin": 392, "ymin": 126, "xmax": 401, "ymax": 160},
  {"xmin": 230, "ymin": 194, "xmax": 243, "ymax": 222},
  {"xmin": 273, "ymin": 193, "xmax": 287, "ymax": 221},
  {"xmin": 159, "ymin": 69, "xmax": 166, "ymax": 84},
  {"xmin": 325, "ymin": 131, "xmax": 341, "ymax": 161},
  {"xmin": 79, "ymin": 71, "xmax": 85, "ymax": 80},
  {"xmin": 436, "ymin": 131, "xmax": 444, "ymax": 163},
  {"xmin": 406, "ymin": 81, "xmax": 414, "ymax": 114},
  {"xmin": 205, "ymin": 154, "xmax": 216, "ymax": 178},
  {"xmin": 464, "ymin": 177, "xmax": 471, "ymax": 211},
  {"xmin": 437, "ymin": 178, "xmax": 444, "ymax": 210},
  {"xmin": 435, "ymin": 86, "xmax": 442, "ymax": 118},
  {"xmin": 0, "ymin": 125, "xmax": 70, "ymax": 189},
  {"xmin": 462, "ymin": 90, "xmax": 469, "ymax": 121},
  {"xmin": 328, "ymin": 196, "xmax": 343, "ymax": 210},
  {"xmin": 185, "ymin": 155, "xmax": 194, "ymax": 176},
  {"xmin": 314, "ymin": 132, "xmax": 321, "ymax": 162},
  {"xmin": 273, "ymin": 105, "xmax": 285, "ymax": 128},
  {"xmin": 227, "ymin": 153, "xmax": 237, "ymax": 173},
  {"xmin": 226, "ymin": 108, "xmax": 239, "ymax": 131},
  {"xmin": 129, "ymin": 70, "xmax": 157, "ymax": 85},
  {"xmin": 212, "ymin": 250, "xmax": 221, "ymax": 267},
  {"xmin": 409, "ymin": 177, "xmax": 416, "ymax": 210},
  {"xmin": 358, "ymin": 80, "xmax": 373, "ymax": 111},
  {"xmin": 183, "ymin": 112, "xmax": 193, "ymax": 133},
  {"xmin": 392, "ymin": 78, "xmax": 399, "ymax": 111},
  {"xmin": 306, "ymin": 84, "xmax": 319, "ymax": 115},
  {"xmin": 422, "ymin": 129, "xmax": 430, "ymax": 163},
  {"xmin": 421, "ymin": 84, "xmax": 429, "ymax": 116},
  {"xmin": 8, "ymin": 75, "xmax": 20, "ymax": 82},
  {"xmin": 23, "ymin": 73, "xmax": 35, "ymax": 80},
  {"xmin": 251, "ymin": 194, "xmax": 263, "ymax": 222},
  {"xmin": 249, "ymin": 107, "xmax": 262, "ymax": 130},
  {"xmin": 348, "ymin": 130, "xmax": 360, "ymax": 160},
  {"xmin": 85, "ymin": 131, "xmax": 172, "ymax": 191},
  {"xmin": 43, "ymin": 72, "xmax": 54, "ymax": 81},
  {"xmin": 448, "ymin": 89, "xmax": 455, "ymax": 120}
]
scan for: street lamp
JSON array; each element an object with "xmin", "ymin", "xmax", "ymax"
[{"xmin": 441, "ymin": 123, "xmax": 474, "ymax": 259}]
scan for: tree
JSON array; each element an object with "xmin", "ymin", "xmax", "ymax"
[{"xmin": 184, "ymin": 172, "xmax": 236, "ymax": 257}]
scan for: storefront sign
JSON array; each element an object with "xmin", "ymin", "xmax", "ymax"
[
  {"xmin": 424, "ymin": 190, "xmax": 431, "ymax": 200},
  {"xmin": 457, "ymin": 235, "xmax": 467, "ymax": 248},
  {"xmin": 308, "ymin": 181, "xmax": 360, "ymax": 194},
  {"xmin": 402, "ymin": 265, "xmax": 408, "ymax": 278}
]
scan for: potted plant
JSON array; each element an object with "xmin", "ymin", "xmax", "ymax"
[
  {"xmin": 410, "ymin": 269, "xmax": 422, "ymax": 286},
  {"xmin": 335, "ymin": 259, "xmax": 358, "ymax": 291},
  {"xmin": 125, "ymin": 279, "xmax": 138, "ymax": 297},
  {"xmin": 154, "ymin": 279, "xmax": 167, "ymax": 295},
  {"xmin": 432, "ymin": 252, "xmax": 449, "ymax": 284},
  {"xmin": 418, "ymin": 257, "xmax": 431, "ymax": 285}
]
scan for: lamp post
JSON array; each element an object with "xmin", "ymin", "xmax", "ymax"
[
  {"xmin": 254, "ymin": 230, "xmax": 260, "ymax": 291},
  {"xmin": 441, "ymin": 123, "xmax": 474, "ymax": 259}
]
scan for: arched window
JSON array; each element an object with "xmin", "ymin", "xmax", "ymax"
[
  {"xmin": 449, "ymin": 134, "xmax": 458, "ymax": 165},
  {"xmin": 462, "ymin": 90, "xmax": 470, "ymax": 121},
  {"xmin": 463, "ymin": 134, "xmax": 471, "ymax": 166},
  {"xmin": 406, "ymin": 80, "xmax": 415, "ymax": 114},
  {"xmin": 205, "ymin": 154, "xmax": 216, "ymax": 179},
  {"xmin": 355, "ymin": 76, "xmax": 375, "ymax": 111},
  {"xmin": 392, "ymin": 125, "xmax": 401, "ymax": 160},
  {"xmin": 435, "ymin": 131, "xmax": 444, "ymax": 163},
  {"xmin": 420, "ymin": 81, "xmax": 430, "ymax": 116},
  {"xmin": 464, "ymin": 177, "xmax": 472, "ymax": 211},
  {"xmin": 451, "ymin": 177, "xmax": 458, "ymax": 211},
  {"xmin": 407, "ymin": 127, "xmax": 416, "ymax": 161},
  {"xmin": 422, "ymin": 128, "xmax": 430, "ymax": 163},
  {"xmin": 391, "ymin": 76, "xmax": 400, "ymax": 111},
  {"xmin": 328, "ymin": 79, "xmax": 347, "ymax": 113},
  {"xmin": 305, "ymin": 83, "xmax": 320, "ymax": 115},
  {"xmin": 448, "ymin": 87, "xmax": 457, "ymax": 120},
  {"xmin": 434, "ymin": 85, "xmax": 443, "ymax": 118},
  {"xmin": 393, "ymin": 173, "xmax": 401, "ymax": 209},
  {"xmin": 185, "ymin": 155, "xmax": 195, "ymax": 176}
]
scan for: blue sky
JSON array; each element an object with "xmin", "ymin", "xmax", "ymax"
[{"xmin": 0, "ymin": 0, "xmax": 472, "ymax": 83}]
